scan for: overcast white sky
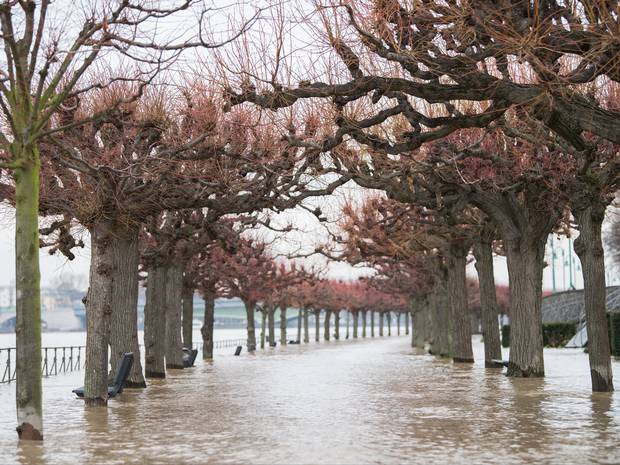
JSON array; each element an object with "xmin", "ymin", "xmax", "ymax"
[
  {"xmin": 0, "ymin": 0, "xmax": 619, "ymax": 292},
  {"xmin": 3, "ymin": 192, "xmax": 618, "ymax": 292}
]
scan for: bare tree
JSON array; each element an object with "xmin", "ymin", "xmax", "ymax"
[{"xmin": 0, "ymin": 0, "xmax": 262, "ymax": 437}]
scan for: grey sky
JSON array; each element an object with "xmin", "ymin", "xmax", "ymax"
[
  {"xmin": 0, "ymin": 0, "xmax": 617, "ymax": 292},
  {"xmin": 2, "ymin": 190, "xmax": 612, "ymax": 291}
]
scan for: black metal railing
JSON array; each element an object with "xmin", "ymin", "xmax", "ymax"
[
  {"xmin": 214, "ymin": 338, "xmax": 247, "ymax": 349},
  {"xmin": 1, "ymin": 338, "xmax": 250, "ymax": 385},
  {"xmin": 1, "ymin": 346, "xmax": 85, "ymax": 384},
  {"xmin": 191, "ymin": 338, "xmax": 247, "ymax": 350}
]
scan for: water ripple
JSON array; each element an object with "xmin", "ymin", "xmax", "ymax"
[{"xmin": 0, "ymin": 336, "xmax": 619, "ymax": 465}]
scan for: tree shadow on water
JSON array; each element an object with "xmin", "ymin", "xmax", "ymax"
[
  {"xmin": 17, "ymin": 441, "xmax": 45, "ymax": 465},
  {"xmin": 503, "ymin": 377, "xmax": 550, "ymax": 454}
]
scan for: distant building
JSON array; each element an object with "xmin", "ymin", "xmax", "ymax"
[{"xmin": 1, "ymin": 288, "xmax": 300, "ymax": 332}]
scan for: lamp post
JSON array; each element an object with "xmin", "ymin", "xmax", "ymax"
[
  {"xmin": 561, "ymin": 248, "xmax": 567, "ymax": 290},
  {"xmin": 568, "ymin": 237, "xmax": 574, "ymax": 290},
  {"xmin": 548, "ymin": 236, "xmax": 557, "ymax": 293}
]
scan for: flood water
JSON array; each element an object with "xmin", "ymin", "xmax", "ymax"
[{"xmin": 1, "ymin": 335, "xmax": 619, "ymax": 465}]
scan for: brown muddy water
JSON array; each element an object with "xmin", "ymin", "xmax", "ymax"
[{"xmin": 0, "ymin": 336, "xmax": 619, "ymax": 465}]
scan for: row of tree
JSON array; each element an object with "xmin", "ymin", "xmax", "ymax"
[
  {"xmin": 227, "ymin": 0, "xmax": 620, "ymax": 395},
  {"xmin": 2, "ymin": 0, "xmax": 619, "ymax": 442}
]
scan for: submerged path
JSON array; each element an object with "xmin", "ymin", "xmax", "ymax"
[{"xmin": 0, "ymin": 337, "xmax": 619, "ymax": 465}]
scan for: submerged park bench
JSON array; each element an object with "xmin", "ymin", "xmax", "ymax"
[
  {"xmin": 491, "ymin": 359, "xmax": 509, "ymax": 368},
  {"xmin": 72, "ymin": 352, "xmax": 134, "ymax": 399},
  {"xmin": 182, "ymin": 348, "xmax": 198, "ymax": 368}
]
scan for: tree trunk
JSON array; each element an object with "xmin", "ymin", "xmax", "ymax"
[
  {"xmin": 345, "ymin": 312, "xmax": 350, "ymax": 339},
  {"xmin": 280, "ymin": 306, "xmax": 287, "ymax": 345},
  {"xmin": 379, "ymin": 313, "xmax": 384, "ymax": 336},
  {"xmin": 244, "ymin": 300, "xmax": 257, "ymax": 352},
  {"xmin": 145, "ymin": 265, "xmax": 166, "ymax": 377},
  {"xmin": 405, "ymin": 312, "xmax": 409, "ymax": 335},
  {"xmin": 473, "ymin": 241, "xmax": 503, "ymax": 368},
  {"xmin": 182, "ymin": 285, "xmax": 193, "ymax": 350},
  {"xmin": 14, "ymin": 156, "xmax": 43, "ymax": 439},
  {"xmin": 387, "ymin": 312, "xmax": 392, "ymax": 336},
  {"xmin": 362, "ymin": 311, "xmax": 367, "ymax": 338},
  {"xmin": 83, "ymin": 221, "xmax": 114, "ymax": 407},
  {"xmin": 504, "ymin": 238, "xmax": 546, "ymax": 377},
  {"xmin": 423, "ymin": 300, "xmax": 433, "ymax": 345},
  {"xmin": 397, "ymin": 313, "xmax": 400, "ymax": 336},
  {"xmin": 303, "ymin": 307, "xmax": 309, "ymax": 343},
  {"xmin": 371, "ymin": 311, "xmax": 375, "ymax": 337},
  {"xmin": 314, "ymin": 310, "xmax": 320, "ymax": 342},
  {"xmin": 200, "ymin": 291, "xmax": 215, "ymax": 360},
  {"xmin": 412, "ymin": 298, "xmax": 426, "ymax": 350},
  {"xmin": 165, "ymin": 265, "xmax": 184, "ymax": 369},
  {"xmin": 447, "ymin": 248, "xmax": 474, "ymax": 363},
  {"xmin": 324, "ymin": 310, "xmax": 331, "ymax": 341},
  {"xmin": 108, "ymin": 227, "xmax": 145, "ymax": 388},
  {"xmin": 436, "ymin": 279, "xmax": 452, "ymax": 357},
  {"xmin": 574, "ymin": 205, "xmax": 614, "ymax": 392},
  {"xmin": 260, "ymin": 310, "xmax": 266, "ymax": 349},
  {"xmin": 353, "ymin": 311, "xmax": 359, "ymax": 338},
  {"xmin": 334, "ymin": 311, "xmax": 340, "ymax": 340},
  {"xmin": 429, "ymin": 288, "xmax": 438, "ymax": 353},
  {"xmin": 268, "ymin": 306, "xmax": 275, "ymax": 346},
  {"xmin": 297, "ymin": 307, "xmax": 302, "ymax": 342}
]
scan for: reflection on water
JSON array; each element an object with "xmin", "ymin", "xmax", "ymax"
[{"xmin": 0, "ymin": 336, "xmax": 618, "ymax": 465}]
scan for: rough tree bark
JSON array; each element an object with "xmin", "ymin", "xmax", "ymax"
[
  {"xmin": 353, "ymin": 311, "xmax": 359, "ymax": 338},
  {"xmin": 334, "ymin": 311, "xmax": 340, "ymax": 340},
  {"xmin": 201, "ymin": 290, "xmax": 215, "ymax": 360},
  {"xmin": 182, "ymin": 284, "xmax": 194, "ymax": 350},
  {"xmin": 244, "ymin": 300, "xmax": 257, "ymax": 352},
  {"xmin": 14, "ymin": 154, "xmax": 43, "ymax": 439},
  {"xmin": 267, "ymin": 305, "xmax": 276, "ymax": 346},
  {"xmin": 314, "ymin": 310, "xmax": 320, "ymax": 342},
  {"xmin": 573, "ymin": 204, "xmax": 614, "ymax": 392},
  {"xmin": 504, "ymin": 238, "xmax": 546, "ymax": 377},
  {"xmin": 423, "ymin": 299, "xmax": 433, "ymax": 345},
  {"xmin": 447, "ymin": 245, "xmax": 474, "ymax": 363},
  {"xmin": 297, "ymin": 307, "xmax": 302, "ymax": 342},
  {"xmin": 145, "ymin": 265, "xmax": 167, "ymax": 377},
  {"xmin": 83, "ymin": 221, "xmax": 114, "ymax": 407},
  {"xmin": 429, "ymin": 287, "xmax": 440, "ymax": 354},
  {"xmin": 472, "ymin": 191, "xmax": 555, "ymax": 377},
  {"xmin": 165, "ymin": 265, "xmax": 184, "ymax": 369},
  {"xmin": 473, "ymin": 240, "xmax": 503, "ymax": 368},
  {"xmin": 435, "ymin": 278, "xmax": 452, "ymax": 357},
  {"xmin": 405, "ymin": 312, "xmax": 409, "ymax": 335},
  {"xmin": 361, "ymin": 311, "xmax": 367, "ymax": 338},
  {"xmin": 303, "ymin": 307, "xmax": 309, "ymax": 343},
  {"xmin": 109, "ymin": 227, "xmax": 145, "ymax": 388},
  {"xmin": 324, "ymin": 310, "xmax": 331, "ymax": 341},
  {"xmin": 412, "ymin": 298, "xmax": 426, "ymax": 350},
  {"xmin": 370, "ymin": 311, "xmax": 375, "ymax": 337},
  {"xmin": 410, "ymin": 304, "xmax": 417, "ymax": 348},
  {"xmin": 387, "ymin": 312, "xmax": 392, "ymax": 336},
  {"xmin": 280, "ymin": 306, "xmax": 287, "ymax": 345},
  {"xmin": 260, "ymin": 310, "xmax": 266, "ymax": 349},
  {"xmin": 379, "ymin": 312, "xmax": 384, "ymax": 336}
]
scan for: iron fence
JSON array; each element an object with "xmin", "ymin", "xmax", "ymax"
[
  {"xmin": 1, "ymin": 338, "xmax": 248, "ymax": 384},
  {"xmin": 191, "ymin": 338, "xmax": 247, "ymax": 350},
  {"xmin": 1, "ymin": 346, "xmax": 85, "ymax": 384},
  {"xmin": 214, "ymin": 338, "xmax": 247, "ymax": 349}
]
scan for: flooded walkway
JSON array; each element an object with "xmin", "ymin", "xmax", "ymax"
[{"xmin": 1, "ymin": 336, "xmax": 619, "ymax": 464}]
